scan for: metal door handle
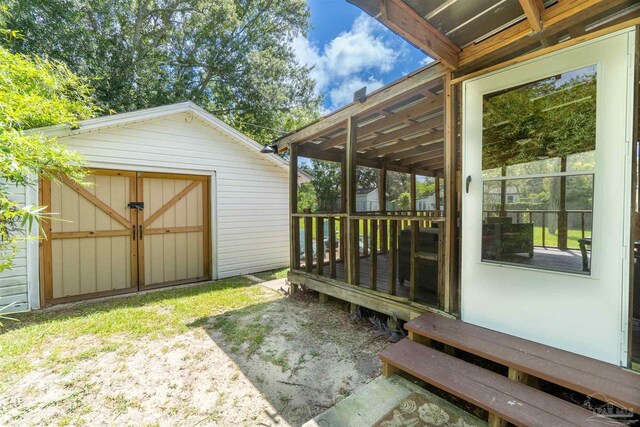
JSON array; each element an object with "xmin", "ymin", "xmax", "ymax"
[
  {"xmin": 139, "ymin": 224, "xmax": 143, "ymax": 240},
  {"xmin": 466, "ymin": 175, "xmax": 472, "ymax": 193},
  {"xmin": 132, "ymin": 226, "xmax": 136, "ymax": 240}
]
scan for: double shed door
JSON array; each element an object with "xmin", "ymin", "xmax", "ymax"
[{"xmin": 41, "ymin": 169, "xmax": 210, "ymax": 304}]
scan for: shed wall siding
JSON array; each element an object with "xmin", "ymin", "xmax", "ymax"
[
  {"xmin": 59, "ymin": 112, "xmax": 290, "ymax": 278},
  {"xmin": 0, "ymin": 182, "xmax": 30, "ymax": 313}
]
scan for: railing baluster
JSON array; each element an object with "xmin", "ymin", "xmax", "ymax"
[
  {"xmin": 328, "ymin": 217, "xmax": 336, "ymax": 278},
  {"xmin": 581, "ymin": 212, "xmax": 585, "ymax": 239},
  {"xmin": 304, "ymin": 216, "xmax": 313, "ymax": 272},
  {"xmin": 316, "ymin": 216, "xmax": 324, "ymax": 276},
  {"xmin": 370, "ymin": 219, "xmax": 378, "ymax": 291},
  {"xmin": 339, "ymin": 217, "xmax": 346, "ymax": 262},
  {"xmin": 410, "ymin": 219, "xmax": 419, "ymax": 302},
  {"xmin": 542, "ymin": 212, "xmax": 546, "ymax": 248},
  {"xmin": 363, "ymin": 219, "xmax": 369, "ymax": 256},
  {"xmin": 389, "ymin": 219, "xmax": 398, "ymax": 296},
  {"xmin": 293, "ymin": 216, "xmax": 300, "ymax": 270}
]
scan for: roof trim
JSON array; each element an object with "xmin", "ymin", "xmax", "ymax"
[{"xmin": 28, "ymin": 101, "xmax": 309, "ymax": 180}]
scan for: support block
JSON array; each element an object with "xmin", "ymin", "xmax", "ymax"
[
  {"xmin": 408, "ymin": 330, "xmax": 433, "ymax": 346},
  {"xmin": 383, "ymin": 362, "xmax": 400, "ymax": 378},
  {"xmin": 319, "ymin": 292, "xmax": 329, "ymax": 304}
]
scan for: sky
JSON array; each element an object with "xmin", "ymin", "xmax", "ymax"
[{"xmin": 293, "ymin": 0, "xmax": 432, "ymax": 113}]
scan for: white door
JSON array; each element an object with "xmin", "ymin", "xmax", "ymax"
[{"xmin": 461, "ymin": 30, "xmax": 635, "ymax": 365}]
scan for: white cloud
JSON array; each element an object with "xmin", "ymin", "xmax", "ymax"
[
  {"xmin": 329, "ymin": 77, "xmax": 384, "ymax": 109},
  {"xmin": 420, "ymin": 56, "xmax": 435, "ymax": 66},
  {"xmin": 292, "ymin": 13, "xmax": 403, "ymax": 110}
]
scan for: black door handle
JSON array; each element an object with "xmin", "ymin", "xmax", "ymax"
[
  {"xmin": 139, "ymin": 224, "xmax": 143, "ymax": 240},
  {"xmin": 466, "ymin": 175, "xmax": 472, "ymax": 193}
]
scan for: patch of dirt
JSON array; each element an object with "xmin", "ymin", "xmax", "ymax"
[{"xmin": 0, "ymin": 291, "xmax": 390, "ymax": 426}]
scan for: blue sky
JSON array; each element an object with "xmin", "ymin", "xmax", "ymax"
[{"xmin": 293, "ymin": 0, "xmax": 431, "ymax": 112}]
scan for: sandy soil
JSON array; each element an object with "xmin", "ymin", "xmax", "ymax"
[{"xmin": 1, "ymin": 287, "xmax": 390, "ymax": 426}]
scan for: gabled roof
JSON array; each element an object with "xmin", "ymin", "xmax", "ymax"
[{"xmin": 30, "ymin": 101, "xmax": 309, "ymax": 180}]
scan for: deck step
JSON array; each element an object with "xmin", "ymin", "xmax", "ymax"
[
  {"xmin": 406, "ymin": 312, "xmax": 640, "ymax": 412},
  {"xmin": 379, "ymin": 339, "xmax": 625, "ymax": 427}
]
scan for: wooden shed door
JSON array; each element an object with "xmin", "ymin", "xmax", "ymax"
[
  {"xmin": 138, "ymin": 173, "xmax": 210, "ymax": 288},
  {"xmin": 41, "ymin": 170, "xmax": 210, "ymax": 304},
  {"xmin": 43, "ymin": 170, "xmax": 137, "ymax": 302}
]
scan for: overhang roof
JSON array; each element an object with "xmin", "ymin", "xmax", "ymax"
[{"xmin": 348, "ymin": 0, "xmax": 640, "ymax": 72}]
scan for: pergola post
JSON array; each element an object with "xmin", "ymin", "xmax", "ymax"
[{"xmin": 346, "ymin": 116, "xmax": 359, "ymax": 285}]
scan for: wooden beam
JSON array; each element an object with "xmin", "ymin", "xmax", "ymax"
[
  {"xmin": 380, "ymin": 0, "xmax": 460, "ymax": 69},
  {"xmin": 381, "ymin": 141, "xmax": 443, "ymax": 162},
  {"xmin": 357, "ymin": 113, "xmax": 444, "ymax": 151},
  {"xmin": 459, "ymin": 0, "xmax": 629, "ymax": 69},
  {"xmin": 397, "ymin": 149, "xmax": 444, "ymax": 166},
  {"xmin": 317, "ymin": 94, "xmax": 444, "ymax": 151},
  {"xmin": 409, "ymin": 156, "xmax": 445, "ymax": 170},
  {"xmin": 276, "ymin": 63, "xmax": 448, "ymax": 148},
  {"xmin": 519, "ymin": 0, "xmax": 543, "ymax": 32},
  {"xmin": 364, "ymin": 131, "xmax": 444, "ymax": 159},
  {"xmin": 452, "ymin": 16, "xmax": 640, "ymax": 84}
]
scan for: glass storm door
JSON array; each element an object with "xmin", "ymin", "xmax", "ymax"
[{"xmin": 461, "ymin": 30, "xmax": 635, "ymax": 365}]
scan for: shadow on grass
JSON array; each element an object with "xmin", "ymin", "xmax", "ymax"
[{"xmin": 2, "ymin": 278, "xmax": 254, "ymax": 334}]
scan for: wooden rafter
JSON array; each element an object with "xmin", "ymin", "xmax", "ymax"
[
  {"xmin": 275, "ymin": 64, "xmax": 447, "ymax": 149},
  {"xmin": 317, "ymin": 93, "xmax": 443, "ymax": 150},
  {"xmin": 459, "ymin": 0, "xmax": 629, "ymax": 69},
  {"xmin": 382, "ymin": 142, "xmax": 443, "ymax": 162},
  {"xmin": 379, "ymin": 0, "xmax": 460, "ymax": 69},
  {"xmin": 396, "ymin": 149, "xmax": 444, "ymax": 166},
  {"xmin": 364, "ymin": 131, "xmax": 444, "ymax": 159},
  {"xmin": 358, "ymin": 113, "xmax": 443, "ymax": 151},
  {"xmin": 519, "ymin": 0, "xmax": 544, "ymax": 32}
]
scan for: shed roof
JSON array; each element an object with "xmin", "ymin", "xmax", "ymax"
[{"xmin": 29, "ymin": 101, "xmax": 310, "ymax": 181}]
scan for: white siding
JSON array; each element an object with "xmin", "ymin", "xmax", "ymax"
[
  {"xmin": 59, "ymin": 112, "xmax": 290, "ymax": 278},
  {"xmin": 0, "ymin": 183, "xmax": 30, "ymax": 313}
]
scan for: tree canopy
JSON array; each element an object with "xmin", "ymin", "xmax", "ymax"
[
  {"xmin": 0, "ymin": 20, "xmax": 96, "ymax": 271},
  {"xmin": 4, "ymin": 0, "xmax": 321, "ymax": 143}
]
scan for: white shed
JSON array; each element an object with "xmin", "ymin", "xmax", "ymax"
[{"xmin": 0, "ymin": 102, "xmax": 300, "ymax": 311}]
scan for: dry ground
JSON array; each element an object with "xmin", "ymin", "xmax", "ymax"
[{"xmin": 0, "ymin": 273, "xmax": 390, "ymax": 426}]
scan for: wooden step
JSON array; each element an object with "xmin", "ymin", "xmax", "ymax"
[
  {"xmin": 406, "ymin": 312, "xmax": 640, "ymax": 413},
  {"xmin": 379, "ymin": 339, "xmax": 625, "ymax": 427}
]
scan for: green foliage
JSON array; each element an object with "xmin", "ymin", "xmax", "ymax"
[
  {"xmin": 0, "ymin": 18, "xmax": 95, "ymax": 271},
  {"xmin": 297, "ymin": 181, "xmax": 317, "ymax": 212},
  {"xmin": 396, "ymin": 192, "xmax": 411, "ymax": 210},
  {"xmin": 301, "ymin": 159, "xmax": 342, "ymax": 212},
  {"xmin": 4, "ymin": 0, "xmax": 321, "ymax": 144}
]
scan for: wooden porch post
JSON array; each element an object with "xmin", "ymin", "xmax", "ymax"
[
  {"xmin": 443, "ymin": 73, "xmax": 456, "ymax": 314},
  {"xmin": 346, "ymin": 116, "xmax": 359, "ymax": 285},
  {"xmin": 289, "ymin": 143, "xmax": 300, "ymax": 271},
  {"xmin": 379, "ymin": 167, "xmax": 388, "ymax": 252},
  {"xmin": 558, "ymin": 156, "xmax": 568, "ymax": 250}
]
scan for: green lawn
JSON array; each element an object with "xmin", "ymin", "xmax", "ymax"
[
  {"xmin": 253, "ymin": 268, "xmax": 289, "ymax": 281},
  {"xmin": 0, "ymin": 277, "xmax": 279, "ymax": 383},
  {"xmin": 533, "ymin": 226, "xmax": 589, "ymax": 249}
]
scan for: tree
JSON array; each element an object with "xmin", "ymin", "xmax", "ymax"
[
  {"xmin": 4, "ymin": 0, "xmax": 321, "ymax": 143},
  {"xmin": 0, "ymin": 12, "xmax": 96, "ymax": 272}
]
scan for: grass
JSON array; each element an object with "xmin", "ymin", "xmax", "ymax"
[
  {"xmin": 253, "ymin": 268, "xmax": 289, "ymax": 281},
  {"xmin": 0, "ymin": 276, "xmax": 279, "ymax": 382},
  {"xmin": 533, "ymin": 226, "xmax": 589, "ymax": 249}
]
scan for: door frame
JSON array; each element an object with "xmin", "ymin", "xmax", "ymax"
[
  {"xmin": 460, "ymin": 29, "xmax": 635, "ymax": 365},
  {"xmin": 39, "ymin": 167, "xmax": 214, "ymax": 306}
]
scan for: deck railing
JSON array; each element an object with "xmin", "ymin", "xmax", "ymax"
[
  {"xmin": 483, "ymin": 209, "xmax": 592, "ymax": 249},
  {"xmin": 291, "ymin": 210, "xmax": 446, "ymax": 309}
]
